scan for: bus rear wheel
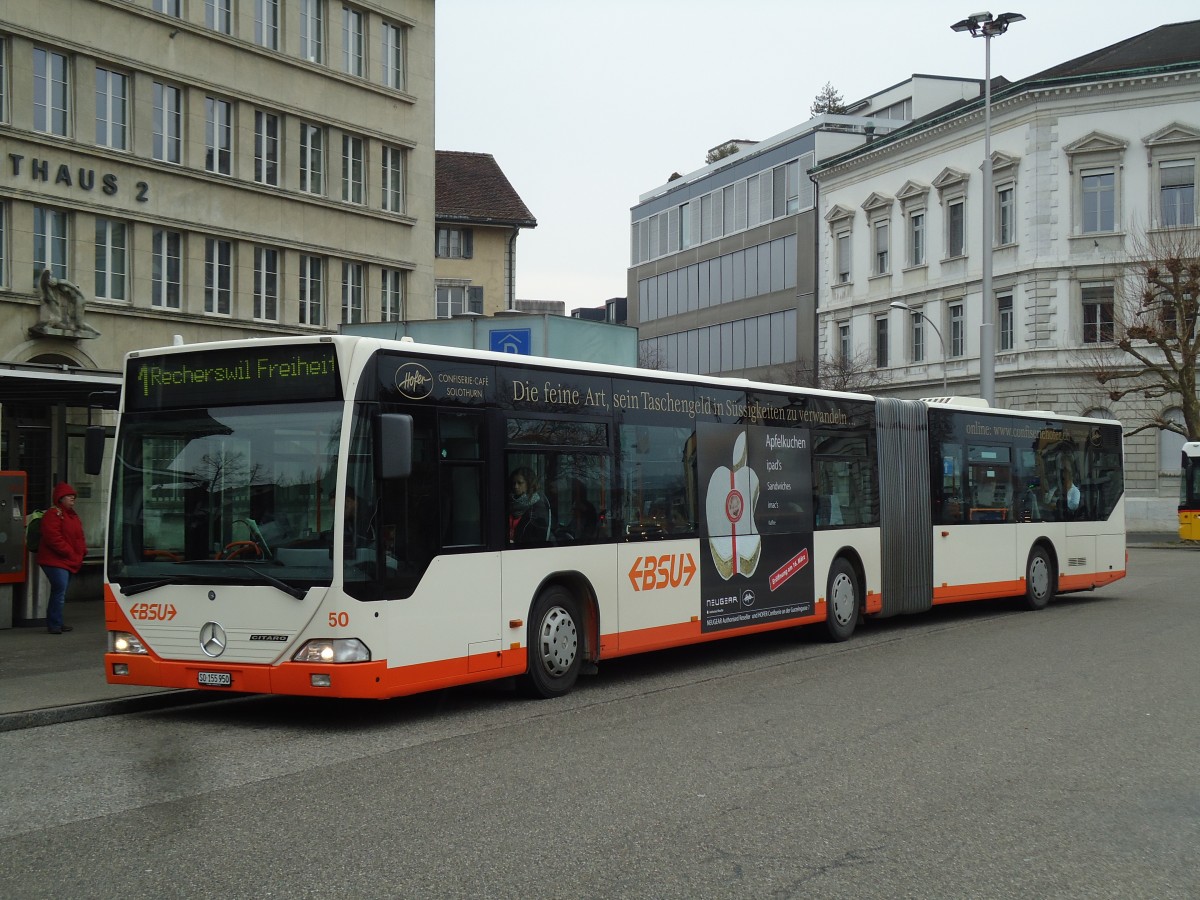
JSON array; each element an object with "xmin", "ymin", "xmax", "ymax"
[
  {"xmin": 823, "ymin": 558, "xmax": 859, "ymax": 642},
  {"xmin": 523, "ymin": 586, "xmax": 583, "ymax": 699},
  {"xmin": 1023, "ymin": 546, "xmax": 1055, "ymax": 610}
]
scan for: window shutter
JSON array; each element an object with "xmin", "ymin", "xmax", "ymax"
[
  {"xmin": 463, "ymin": 229, "xmax": 473, "ymax": 259},
  {"xmin": 467, "ymin": 285, "xmax": 483, "ymax": 313}
]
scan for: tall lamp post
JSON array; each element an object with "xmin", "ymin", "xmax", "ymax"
[
  {"xmin": 891, "ymin": 301, "xmax": 948, "ymax": 392},
  {"xmin": 951, "ymin": 10, "xmax": 1024, "ymax": 407}
]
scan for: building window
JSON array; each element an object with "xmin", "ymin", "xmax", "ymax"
[
  {"xmin": 1065, "ymin": 132, "xmax": 1126, "ymax": 237},
  {"xmin": 94, "ymin": 67, "xmax": 128, "ymax": 150},
  {"xmin": 206, "ymin": 0, "xmax": 232, "ymax": 34},
  {"xmin": 437, "ymin": 227, "xmax": 473, "ymax": 259},
  {"xmin": 341, "ymin": 261, "xmax": 364, "ymax": 323},
  {"xmin": 33, "ymin": 206, "xmax": 69, "ymax": 281},
  {"xmin": 910, "ymin": 311, "xmax": 924, "ymax": 362},
  {"xmin": 299, "ymin": 255, "xmax": 324, "ymax": 325},
  {"xmin": 204, "ymin": 238, "xmax": 232, "ymax": 315},
  {"xmin": 436, "ymin": 284, "xmax": 482, "ymax": 319},
  {"xmin": 152, "ymin": 229, "xmax": 182, "ymax": 309},
  {"xmin": 998, "ymin": 293, "xmax": 1014, "ymax": 351},
  {"xmin": 908, "ymin": 211, "xmax": 925, "ymax": 267},
  {"xmin": 1081, "ymin": 169, "xmax": 1115, "ymax": 234},
  {"xmin": 0, "ymin": 39, "xmax": 6, "ymax": 124},
  {"xmin": 774, "ymin": 160, "xmax": 801, "ymax": 217},
  {"xmin": 947, "ymin": 199, "xmax": 965, "ymax": 258},
  {"xmin": 153, "ymin": 82, "xmax": 182, "ymax": 164},
  {"xmin": 342, "ymin": 6, "xmax": 364, "ymax": 76},
  {"xmin": 0, "ymin": 202, "xmax": 6, "ymax": 286},
  {"xmin": 342, "ymin": 134, "xmax": 364, "ymax": 204},
  {"xmin": 205, "ymin": 97, "xmax": 233, "ymax": 175},
  {"xmin": 837, "ymin": 321, "xmax": 850, "ymax": 362},
  {"xmin": 300, "ymin": 123, "xmax": 324, "ymax": 194},
  {"xmin": 1159, "ymin": 160, "xmax": 1196, "ymax": 228},
  {"xmin": 253, "ymin": 246, "xmax": 278, "ymax": 321},
  {"xmin": 949, "ymin": 303, "xmax": 964, "ymax": 357},
  {"xmin": 873, "ymin": 220, "xmax": 889, "ymax": 275},
  {"xmin": 381, "ymin": 267, "xmax": 405, "ymax": 321},
  {"xmin": 33, "ymin": 48, "xmax": 69, "ymax": 136},
  {"xmin": 996, "ymin": 185, "xmax": 1014, "ymax": 245},
  {"xmin": 254, "ymin": 111, "xmax": 279, "ymax": 186},
  {"xmin": 255, "ymin": 0, "xmax": 280, "ymax": 49},
  {"xmin": 875, "ymin": 316, "xmax": 888, "ymax": 368},
  {"xmin": 153, "ymin": 0, "xmax": 182, "ymax": 15},
  {"xmin": 381, "ymin": 145, "xmax": 404, "ymax": 212},
  {"xmin": 300, "ymin": 0, "xmax": 325, "ymax": 63},
  {"xmin": 835, "ymin": 232, "xmax": 850, "ymax": 284},
  {"xmin": 94, "ymin": 218, "xmax": 127, "ymax": 301},
  {"xmin": 381, "ymin": 22, "xmax": 405, "ymax": 89},
  {"xmin": 1082, "ymin": 285, "xmax": 1114, "ymax": 344}
]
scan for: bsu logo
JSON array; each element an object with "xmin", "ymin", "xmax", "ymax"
[{"xmin": 628, "ymin": 553, "xmax": 697, "ymax": 592}]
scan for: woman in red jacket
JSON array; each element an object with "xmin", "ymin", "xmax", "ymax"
[{"xmin": 37, "ymin": 482, "xmax": 87, "ymax": 635}]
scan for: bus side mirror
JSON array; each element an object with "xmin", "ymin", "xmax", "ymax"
[
  {"xmin": 379, "ymin": 414, "xmax": 413, "ymax": 479},
  {"xmin": 84, "ymin": 426, "xmax": 106, "ymax": 476}
]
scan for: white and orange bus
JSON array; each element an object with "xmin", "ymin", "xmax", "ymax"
[{"xmin": 102, "ymin": 335, "xmax": 1126, "ymax": 699}]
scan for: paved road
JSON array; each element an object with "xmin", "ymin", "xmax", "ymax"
[{"xmin": 2, "ymin": 548, "xmax": 1197, "ymax": 899}]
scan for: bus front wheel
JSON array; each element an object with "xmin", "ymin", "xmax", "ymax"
[
  {"xmin": 823, "ymin": 558, "xmax": 859, "ymax": 642},
  {"xmin": 1023, "ymin": 546, "xmax": 1055, "ymax": 610},
  {"xmin": 524, "ymin": 586, "xmax": 583, "ymax": 699}
]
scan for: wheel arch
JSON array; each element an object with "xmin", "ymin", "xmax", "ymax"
[
  {"xmin": 532, "ymin": 570, "xmax": 599, "ymax": 663},
  {"xmin": 827, "ymin": 546, "xmax": 868, "ymax": 614},
  {"xmin": 1026, "ymin": 537, "xmax": 1060, "ymax": 590}
]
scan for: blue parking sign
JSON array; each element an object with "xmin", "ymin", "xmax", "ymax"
[{"xmin": 490, "ymin": 328, "xmax": 532, "ymax": 355}]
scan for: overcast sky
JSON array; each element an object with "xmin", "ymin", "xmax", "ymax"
[{"xmin": 435, "ymin": 1, "xmax": 1199, "ymax": 312}]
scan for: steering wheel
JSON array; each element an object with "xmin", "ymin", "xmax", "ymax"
[{"xmin": 221, "ymin": 540, "xmax": 262, "ymax": 560}]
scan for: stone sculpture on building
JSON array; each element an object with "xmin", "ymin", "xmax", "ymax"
[{"xmin": 30, "ymin": 269, "xmax": 101, "ymax": 339}]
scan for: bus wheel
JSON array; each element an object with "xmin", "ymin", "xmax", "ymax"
[
  {"xmin": 1023, "ymin": 546, "xmax": 1055, "ymax": 610},
  {"xmin": 524, "ymin": 586, "xmax": 583, "ymax": 699},
  {"xmin": 823, "ymin": 558, "xmax": 859, "ymax": 642}
]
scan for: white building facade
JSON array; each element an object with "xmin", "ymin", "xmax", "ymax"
[{"xmin": 812, "ymin": 24, "xmax": 1200, "ymax": 530}]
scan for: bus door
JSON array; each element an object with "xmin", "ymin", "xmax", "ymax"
[{"xmin": 372, "ymin": 405, "xmax": 503, "ymax": 671}]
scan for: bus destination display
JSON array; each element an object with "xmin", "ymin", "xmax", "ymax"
[{"xmin": 126, "ymin": 344, "xmax": 341, "ymax": 410}]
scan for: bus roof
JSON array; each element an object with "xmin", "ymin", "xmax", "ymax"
[{"xmin": 124, "ymin": 333, "xmax": 1121, "ymax": 427}]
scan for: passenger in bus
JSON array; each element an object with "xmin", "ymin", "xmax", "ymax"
[
  {"xmin": 1046, "ymin": 465, "xmax": 1081, "ymax": 517},
  {"xmin": 508, "ymin": 467, "xmax": 551, "ymax": 544},
  {"xmin": 564, "ymin": 498, "xmax": 598, "ymax": 541}
]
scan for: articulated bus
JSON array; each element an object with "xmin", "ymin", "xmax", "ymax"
[
  {"xmin": 1181, "ymin": 442, "xmax": 1200, "ymax": 541},
  {"xmin": 103, "ymin": 335, "xmax": 1126, "ymax": 699}
]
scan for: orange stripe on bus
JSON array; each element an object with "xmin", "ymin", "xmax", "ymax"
[
  {"xmin": 106, "ymin": 649, "xmax": 531, "ymax": 700},
  {"xmin": 601, "ymin": 608, "xmax": 824, "ymax": 659}
]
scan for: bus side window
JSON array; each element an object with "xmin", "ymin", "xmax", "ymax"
[{"xmin": 618, "ymin": 424, "xmax": 696, "ymax": 540}]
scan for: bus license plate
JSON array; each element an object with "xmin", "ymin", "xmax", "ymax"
[{"xmin": 198, "ymin": 672, "xmax": 232, "ymax": 687}]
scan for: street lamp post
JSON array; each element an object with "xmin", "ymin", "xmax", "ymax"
[
  {"xmin": 891, "ymin": 301, "xmax": 947, "ymax": 392},
  {"xmin": 951, "ymin": 11, "xmax": 1024, "ymax": 407}
]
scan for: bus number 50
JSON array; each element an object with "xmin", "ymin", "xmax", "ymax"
[{"xmin": 328, "ymin": 612, "xmax": 349, "ymax": 627}]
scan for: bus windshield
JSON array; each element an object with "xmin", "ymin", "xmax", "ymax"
[{"xmin": 108, "ymin": 401, "xmax": 344, "ymax": 589}]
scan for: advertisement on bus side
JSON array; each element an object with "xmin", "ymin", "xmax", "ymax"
[{"xmin": 698, "ymin": 421, "xmax": 814, "ymax": 632}]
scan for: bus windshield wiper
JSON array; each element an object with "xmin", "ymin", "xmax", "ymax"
[
  {"xmin": 120, "ymin": 565, "xmax": 305, "ymax": 600},
  {"xmin": 120, "ymin": 576, "xmax": 190, "ymax": 596},
  {"xmin": 244, "ymin": 564, "xmax": 307, "ymax": 600}
]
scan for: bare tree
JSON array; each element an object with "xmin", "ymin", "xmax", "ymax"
[
  {"xmin": 788, "ymin": 350, "xmax": 893, "ymax": 394},
  {"xmin": 810, "ymin": 82, "xmax": 848, "ymax": 116},
  {"xmin": 638, "ymin": 343, "xmax": 669, "ymax": 371},
  {"xmin": 1084, "ymin": 226, "xmax": 1199, "ymax": 440}
]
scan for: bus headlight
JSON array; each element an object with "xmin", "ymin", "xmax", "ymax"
[
  {"xmin": 109, "ymin": 631, "xmax": 149, "ymax": 654},
  {"xmin": 292, "ymin": 639, "xmax": 370, "ymax": 663}
]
